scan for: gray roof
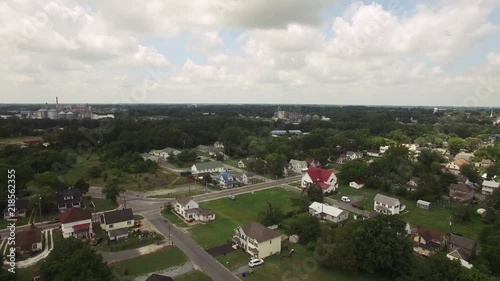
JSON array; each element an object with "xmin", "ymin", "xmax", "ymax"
[
  {"xmin": 450, "ymin": 234, "xmax": 476, "ymax": 250},
  {"xmin": 109, "ymin": 228, "xmax": 129, "ymax": 237},
  {"xmin": 193, "ymin": 161, "xmax": 224, "ymax": 171},
  {"xmin": 175, "ymin": 195, "xmax": 193, "ymax": 207},
  {"xmin": 289, "ymin": 159, "xmax": 307, "ymax": 167},
  {"xmin": 56, "ymin": 189, "xmax": 82, "ymax": 205},
  {"xmin": 101, "ymin": 208, "xmax": 134, "ymax": 224},
  {"xmin": 450, "ymin": 183, "xmax": 472, "ymax": 193},
  {"xmin": 374, "ymin": 194, "xmax": 400, "ymax": 206},
  {"xmin": 240, "ymin": 222, "xmax": 281, "ymax": 243},
  {"xmin": 162, "ymin": 147, "xmax": 179, "ymax": 154},
  {"xmin": 184, "ymin": 208, "xmax": 214, "ymax": 216}
]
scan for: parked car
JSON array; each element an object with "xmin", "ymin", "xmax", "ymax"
[
  {"xmin": 248, "ymin": 258, "xmax": 264, "ymax": 268},
  {"xmin": 341, "ymin": 196, "xmax": 351, "ymax": 203}
]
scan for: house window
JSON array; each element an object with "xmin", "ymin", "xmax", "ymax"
[
  {"xmin": 127, "ymin": 221, "xmax": 132, "ymax": 225},
  {"xmin": 270, "ymin": 240, "xmax": 272, "ymax": 244},
  {"xmin": 109, "ymin": 224, "xmax": 114, "ymax": 228}
]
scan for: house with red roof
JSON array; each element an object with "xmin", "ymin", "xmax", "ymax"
[
  {"xmin": 349, "ymin": 180, "xmax": 365, "ymax": 189},
  {"xmin": 60, "ymin": 208, "xmax": 93, "ymax": 239},
  {"xmin": 301, "ymin": 167, "xmax": 338, "ymax": 193}
]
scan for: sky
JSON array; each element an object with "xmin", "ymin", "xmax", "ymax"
[{"xmin": 0, "ymin": 0, "xmax": 499, "ymax": 106}]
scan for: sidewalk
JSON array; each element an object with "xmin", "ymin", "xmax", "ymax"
[{"xmin": 133, "ymin": 262, "xmax": 195, "ymax": 281}]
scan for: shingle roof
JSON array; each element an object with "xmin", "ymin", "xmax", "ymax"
[
  {"xmin": 450, "ymin": 234, "xmax": 476, "ymax": 251},
  {"xmin": 450, "ymin": 183, "xmax": 472, "ymax": 193},
  {"xmin": 309, "ymin": 202, "xmax": 346, "ymax": 217},
  {"xmin": 109, "ymin": 228, "xmax": 129, "ymax": 237},
  {"xmin": 185, "ymin": 208, "xmax": 214, "ymax": 216},
  {"xmin": 193, "ymin": 161, "xmax": 225, "ymax": 171},
  {"xmin": 56, "ymin": 189, "xmax": 82, "ymax": 205},
  {"xmin": 60, "ymin": 208, "xmax": 92, "ymax": 224},
  {"xmin": 175, "ymin": 195, "xmax": 193, "ymax": 207},
  {"xmin": 374, "ymin": 194, "xmax": 400, "ymax": 206},
  {"xmin": 240, "ymin": 222, "xmax": 281, "ymax": 243},
  {"xmin": 145, "ymin": 274, "xmax": 174, "ymax": 281},
  {"xmin": 2, "ymin": 199, "xmax": 28, "ymax": 214},
  {"xmin": 101, "ymin": 208, "xmax": 134, "ymax": 224},
  {"xmin": 15, "ymin": 224, "xmax": 42, "ymax": 251},
  {"xmin": 482, "ymin": 180, "xmax": 500, "ymax": 188},
  {"xmin": 416, "ymin": 225, "xmax": 443, "ymax": 242}
]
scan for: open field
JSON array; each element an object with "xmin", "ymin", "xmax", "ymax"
[
  {"xmin": 331, "ymin": 185, "xmax": 485, "ymax": 239},
  {"xmin": 84, "ymin": 197, "xmax": 118, "ymax": 212},
  {"xmin": 110, "ymin": 246, "xmax": 187, "ymax": 280},
  {"xmin": 189, "ymin": 188, "xmax": 300, "ymax": 248}
]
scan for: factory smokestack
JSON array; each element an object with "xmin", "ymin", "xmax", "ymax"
[{"xmin": 56, "ymin": 97, "xmax": 59, "ymax": 110}]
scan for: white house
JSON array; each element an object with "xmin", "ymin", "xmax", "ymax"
[
  {"xmin": 174, "ymin": 195, "xmax": 215, "ymax": 222},
  {"xmin": 379, "ymin": 146, "xmax": 390, "ymax": 154},
  {"xmin": 482, "ymin": 180, "xmax": 500, "ymax": 195},
  {"xmin": 446, "ymin": 159, "xmax": 468, "ymax": 175},
  {"xmin": 349, "ymin": 180, "xmax": 365, "ymax": 189},
  {"xmin": 237, "ymin": 160, "xmax": 246, "ymax": 169},
  {"xmin": 309, "ymin": 202, "xmax": 348, "ymax": 223},
  {"xmin": 100, "ymin": 208, "xmax": 135, "ymax": 241},
  {"xmin": 238, "ymin": 172, "xmax": 256, "ymax": 185},
  {"xmin": 374, "ymin": 194, "xmax": 406, "ymax": 215},
  {"xmin": 191, "ymin": 161, "xmax": 225, "ymax": 175},
  {"xmin": 60, "ymin": 208, "xmax": 93, "ymax": 239},
  {"xmin": 214, "ymin": 141, "xmax": 224, "ymax": 148},
  {"xmin": 366, "ymin": 151, "xmax": 381, "ymax": 157},
  {"xmin": 288, "ymin": 159, "xmax": 308, "ymax": 173},
  {"xmin": 301, "ymin": 167, "xmax": 338, "ymax": 193},
  {"xmin": 346, "ymin": 151, "xmax": 363, "ymax": 161},
  {"xmin": 151, "ymin": 147, "xmax": 181, "ymax": 159},
  {"xmin": 232, "ymin": 222, "xmax": 281, "ymax": 259}
]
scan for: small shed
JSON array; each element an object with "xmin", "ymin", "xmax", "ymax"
[
  {"xmin": 477, "ymin": 208, "xmax": 487, "ymax": 217},
  {"xmin": 416, "ymin": 200, "xmax": 432, "ymax": 210},
  {"xmin": 289, "ymin": 234, "xmax": 299, "ymax": 243}
]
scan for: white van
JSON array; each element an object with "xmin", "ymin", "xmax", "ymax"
[{"xmin": 341, "ymin": 196, "xmax": 351, "ymax": 203}]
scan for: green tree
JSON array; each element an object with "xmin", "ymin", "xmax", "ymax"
[
  {"xmin": 459, "ymin": 164, "xmax": 480, "ymax": 183},
  {"xmin": 465, "ymin": 137, "xmax": 481, "ymax": 152},
  {"xmin": 257, "ymin": 203, "xmax": 284, "ymax": 226},
  {"xmin": 453, "ymin": 205, "xmax": 473, "ymax": 223},
  {"xmin": 339, "ymin": 160, "xmax": 368, "ymax": 183},
  {"xmin": 265, "ymin": 153, "xmax": 287, "ymax": 177},
  {"xmin": 88, "ymin": 166, "xmax": 101, "ymax": 178},
  {"xmin": 41, "ymin": 237, "xmax": 113, "ymax": 281},
  {"xmin": 102, "ymin": 179, "xmax": 123, "ymax": 203},
  {"xmin": 73, "ymin": 178, "xmax": 90, "ymax": 195},
  {"xmin": 448, "ymin": 137, "xmax": 465, "ymax": 156},
  {"xmin": 287, "ymin": 213, "xmax": 321, "ymax": 244},
  {"xmin": 290, "ymin": 196, "xmax": 311, "ymax": 214},
  {"xmin": 29, "ymin": 186, "xmax": 57, "ymax": 214},
  {"xmin": 477, "ymin": 219, "xmax": 500, "ymax": 277},
  {"xmin": 305, "ymin": 183, "xmax": 324, "ymax": 203},
  {"xmin": 484, "ymin": 188, "xmax": 500, "ymax": 222},
  {"xmin": 176, "ymin": 150, "xmax": 198, "ymax": 164},
  {"xmin": 34, "ymin": 171, "xmax": 62, "ymax": 189}
]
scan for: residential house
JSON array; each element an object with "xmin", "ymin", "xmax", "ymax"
[
  {"xmin": 454, "ymin": 153, "xmax": 473, "ymax": 163},
  {"xmin": 60, "ymin": 207, "xmax": 93, "ymax": 239},
  {"xmin": 475, "ymin": 159, "xmax": 493, "ymax": 168},
  {"xmin": 15, "ymin": 224, "xmax": 42, "ymax": 254},
  {"xmin": 238, "ymin": 172, "xmax": 256, "ymax": 185},
  {"xmin": 232, "ymin": 222, "xmax": 281, "ymax": 259},
  {"xmin": 237, "ymin": 160, "xmax": 247, "ymax": 169},
  {"xmin": 446, "ymin": 159, "xmax": 469, "ymax": 175},
  {"xmin": 413, "ymin": 226, "xmax": 446, "ymax": 256},
  {"xmin": 481, "ymin": 180, "xmax": 499, "ymax": 195},
  {"xmin": 373, "ymin": 194, "xmax": 406, "ymax": 215},
  {"xmin": 197, "ymin": 145, "xmax": 209, "ymax": 153},
  {"xmin": 366, "ymin": 150, "xmax": 381, "ymax": 157},
  {"xmin": 214, "ymin": 141, "xmax": 224, "ymax": 148},
  {"xmin": 288, "ymin": 159, "xmax": 308, "ymax": 174},
  {"xmin": 56, "ymin": 189, "xmax": 82, "ymax": 212},
  {"xmin": 449, "ymin": 183, "xmax": 474, "ymax": 203},
  {"xmin": 141, "ymin": 153, "xmax": 159, "ymax": 162},
  {"xmin": 145, "ymin": 274, "xmax": 174, "ymax": 281},
  {"xmin": 301, "ymin": 167, "xmax": 338, "ymax": 193},
  {"xmin": 447, "ymin": 234, "xmax": 476, "ymax": 269},
  {"xmin": 349, "ymin": 180, "xmax": 365, "ymax": 189},
  {"xmin": 335, "ymin": 154, "xmax": 348, "ymax": 164},
  {"xmin": 3, "ymin": 199, "xmax": 28, "ymax": 219},
  {"xmin": 346, "ymin": 151, "xmax": 363, "ymax": 161},
  {"xmin": 406, "ymin": 178, "xmax": 420, "ymax": 192},
  {"xmin": 174, "ymin": 195, "xmax": 215, "ymax": 222},
  {"xmin": 154, "ymin": 147, "xmax": 181, "ymax": 159},
  {"xmin": 100, "ymin": 208, "xmax": 134, "ymax": 240},
  {"xmin": 309, "ymin": 202, "xmax": 348, "ymax": 223},
  {"xmin": 191, "ymin": 161, "xmax": 225, "ymax": 175},
  {"xmin": 215, "ymin": 172, "xmax": 239, "ymax": 188},
  {"xmin": 305, "ymin": 158, "xmax": 321, "ymax": 168},
  {"xmin": 379, "ymin": 146, "xmax": 390, "ymax": 154}
]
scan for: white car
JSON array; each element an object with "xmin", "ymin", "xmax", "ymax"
[
  {"xmin": 341, "ymin": 196, "xmax": 351, "ymax": 203},
  {"xmin": 248, "ymin": 258, "xmax": 264, "ymax": 268}
]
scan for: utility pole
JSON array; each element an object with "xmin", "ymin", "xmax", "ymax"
[
  {"xmin": 39, "ymin": 196, "xmax": 42, "ymax": 223},
  {"xmin": 447, "ymin": 217, "xmax": 452, "ymax": 252},
  {"xmin": 123, "ymin": 197, "xmax": 127, "ymax": 209}
]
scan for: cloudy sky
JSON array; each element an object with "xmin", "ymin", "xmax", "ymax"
[{"xmin": 1, "ymin": 0, "xmax": 499, "ymax": 106}]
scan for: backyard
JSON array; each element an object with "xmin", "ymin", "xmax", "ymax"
[
  {"xmin": 331, "ymin": 185, "xmax": 486, "ymax": 239},
  {"xmin": 110, "ymin": 246, "xmax": 188, "ymax": 280},
  {"xmin": 189, "ymin": 188, "xmax": 300, "ymax": 248},
  {"xmin": 84, "ymin": 197, "xmax": 118, "ymax": 212}
]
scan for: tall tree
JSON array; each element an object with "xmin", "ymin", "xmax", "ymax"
[
  {"xmin": 287, "ymin": 213, "xmax": 321, "ymax": 244},
  {"xmin": 29, "ymin": 186, "xmax": 57, "ymax": 214},
  {"xmin": 290, "ymin": 195, "xmax": 311, "ymax": 213},
  {"xmin": 339, "ymin": 160, "xmax": 368, "ymax": 183},
  {"xmin": 73, "ymin": 178, "xmax": 90, "ymax": 195},
  {"xmin": 460, "ymin": 164, "xmax": 480, "ymax": 183},
  {"xmin": 465, "ymin": 137, "xmax": 481, "ymax": 152},
  {"xmin": 448, "ymin": 137, "xmax": 466, "ymax": 156},
  {"xmin": 305, "ymin": 183, "xmax": 324, "ymax": 203},
  {"xmin": 257, "ymin": 203, "xmax": 284, "ymax": 226},
  {"xmin": 41, "ymin": 237, "xmax": 113, "ymax": 281},
  {"xmin": 265, "ymin": 153, "xmax": 287, "ymax": 177},
  {"xmin": 102, "ymin": 179, "xmax": 123, "ymax": 203}
]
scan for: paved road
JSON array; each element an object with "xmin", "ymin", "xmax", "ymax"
[{"xmin": 146, "ymin": 213, "xmax": 240, "ymax": 281}]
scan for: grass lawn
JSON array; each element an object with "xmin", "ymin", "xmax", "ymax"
[
  {"xmin": 84, "ymin": 197, "xmax": 118, "ymax": 212},
  {"xmin": 175, "ymin": 270, "xmax": 213, "ymax": 281},
  {"xmin": 189, "ymin": 188, "xmax": 300, "ymax": 248},
  {"xmin": 239, "ymin": 241, "xmax": 391, "ymax": 281},
  {"xmin": 0, "ymin": 215, "xmax": 30, "ymax": 229},
  {"xmin": 17, "ymin": 264, "xmax": 39, "ymax": 281},
  {"xmin": 134, "ymin": 215, "xmax": 144, "ymax": 220},
  {"xmin": 331, "ymin": 185, "xmax": 485, "ymax": 240},
  {"xmin": 216, "ymin": 250, "xmax": 250, "ymax": 270},
  {"xmin": 161, "ymin": 209, "xmax": 189, "ymax": 227},
  {"xmin": 110, "ymin": 246, "xmax": 187, "ymax": 279}
]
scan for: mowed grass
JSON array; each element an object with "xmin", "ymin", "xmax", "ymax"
[
  {"xmin": 175, "ymin": 271, "xmax": 213, "ymax": 281},
  {"xmin": 190, "ymin": 188, "xmax": 300, "ymax": 248},
  {"xmin": 332, "ymin": 185, "xmax": 485, "ymax": 240},
  {"xmin": 88, "ymin": 198, "xmax": 118, "ymax": 212},
  {"xmin": 241, "ymin": 241, "xmax": 391, "ymax": 281},
  {"xmin": 110, "ymin": 246, "xmax": 187, "ymax": 278},
  {"xmin": 216, "ymin": 250, "xmax": 250, "ymax": 270}
]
